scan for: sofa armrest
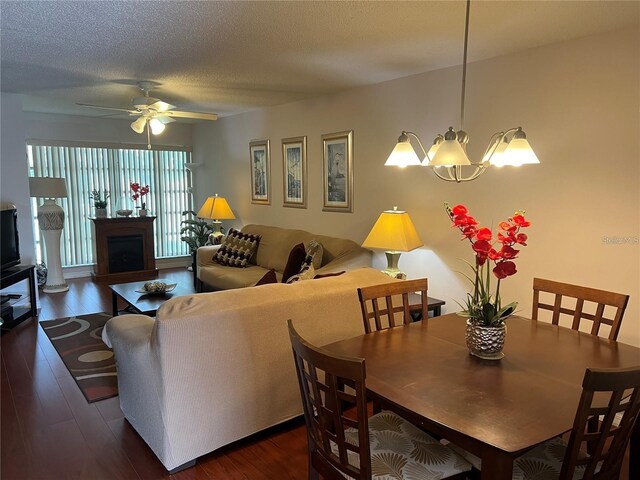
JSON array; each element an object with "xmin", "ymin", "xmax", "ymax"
[
  {"xmin": 197, "ymin": 245, "xmax": 221, "ymax": 269},
  {"xmin": 316, "ymin": 249, "xmax": 373, "ymax": 275}
]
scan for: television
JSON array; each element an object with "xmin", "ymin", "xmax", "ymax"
[{"xmin": 1, "ymin": 207, "xmax": 21, "ymax": 270}]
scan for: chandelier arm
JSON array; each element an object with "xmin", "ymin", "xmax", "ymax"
[
  {"xmin": 431, "ymin": 167, "xmax": 460, "ymax": 182},
  {"xmin": 482, "ymin": 131, "xmax": 506, "ymax": 163},
  {"xmin": 403, "ymin": 131, "xmax": 430, "ymax": 159}
]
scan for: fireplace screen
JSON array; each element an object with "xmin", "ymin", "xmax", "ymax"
[{"xmin": 107, "ymin": 235, "xmax": 145, "ymax": 273}]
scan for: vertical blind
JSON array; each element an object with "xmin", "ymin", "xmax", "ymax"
[{"xmin": 28, "ymin": 142, "xmax": 192, "ymax": 267}]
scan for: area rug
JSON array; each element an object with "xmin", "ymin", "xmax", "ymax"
[{"xmin": 40, "ymin": 313, "xmax": 117, "ymax": 403}]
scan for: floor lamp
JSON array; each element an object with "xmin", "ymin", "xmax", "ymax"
[{"xmin": 29, "ymin": 177, "xmax": 69, "ymax": 293}]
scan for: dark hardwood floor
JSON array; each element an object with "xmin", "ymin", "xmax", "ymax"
[
  {"xmin": 1, "ymin": 268, "xmax": 309, "ymax": 480},
  {"xmin": 1, "ymin": 268, "xmax": 631, "ymax": 479}
]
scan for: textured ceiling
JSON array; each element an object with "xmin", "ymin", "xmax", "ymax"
[{"xmin": 1, "ymin": 1, "xmax": 638, "ymax": 121}]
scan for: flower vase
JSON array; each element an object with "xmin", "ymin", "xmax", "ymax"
[
  {"xmin": 139, "ymin": 208, "xmax": 148, "ymax": 217},
  {"xmin": 465, "ymin": 320, "xmax": 506, "ymax": 360},
  {"xmin": 95, "ymin": 207, "xmax": 107, "ymax": 218}
]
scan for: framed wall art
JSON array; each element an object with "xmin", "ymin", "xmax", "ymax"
[
  {"xmin": 322, "ymin": 130, "xmax": 353, "ymax": 213},
  {"xmin": 282, "ymin": 136, "xmax": 307, "ymax": 208},
  {"xmin": 250, "ymin": 139, "xmax": 270, "ymax": 205}
]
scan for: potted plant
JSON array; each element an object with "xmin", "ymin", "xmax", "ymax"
[
  {"xmin": 130, "ymin": 182, "xmax": 150, "ymax": 216},
  {"xmin": 180, "ymin": 210, "xmax": 215, "ymax": 286},
  {"xmin": 445, "ymin": 203, "xmax": 531, "ymax": 359},
  {"xmin": 90, "ymin": 190, "xmax": 110, "ymax": 218}
]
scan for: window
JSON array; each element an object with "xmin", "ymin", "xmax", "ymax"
[{"xmin": 28, "ymin": 142, "xmax": 192, "ymax": 267}]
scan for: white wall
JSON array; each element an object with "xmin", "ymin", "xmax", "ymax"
[
  {"xmin": 1, "ymin": 93, "xmax": 35, "ymax": 265},
  {"xmin": 193, "ymin": 27, "xmax": 640, "ymax": 346},
  {"xmin": 25, "ymin": 112, "xmax": 192, "ymax": 147}
]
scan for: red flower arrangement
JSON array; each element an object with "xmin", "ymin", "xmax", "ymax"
[
  {"xmin": 130, "ymin": 182, "xmax": 150, "ymax": 209},
  {"xmin": 445, "ymin": 203, "xmax": 531, "ymax": 327}
]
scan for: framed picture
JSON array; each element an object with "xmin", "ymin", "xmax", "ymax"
[
  {"xmin": 282, "ymin": 136, "xmax": 307, "ymax": 208},
  {"xmin": 250, "ymin": 139, "xmax": 270, "ymax": 205},
  {"xmin": 322, "ymin": 130, "xmax": 353, "ymax": 213}
]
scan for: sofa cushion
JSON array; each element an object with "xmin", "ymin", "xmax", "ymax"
[
  {"xmin": 200, "ymin": 264, "xmax": 277, "ymax": 290},
  {"xmin": 255, "ymin": 269, "xmax": 278, "ymax": 286},
  {"xmin": 282, "ymin": 243, "xmax": 306, "ymax": 283},
  {"xmin": 214, "ymin": 228, "xmax": 261, "ymax": 268}
]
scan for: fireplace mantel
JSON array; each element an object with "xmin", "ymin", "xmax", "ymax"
[{"xmin": 91, "ymin": 216, "xmax": 158, "ymax": 283}]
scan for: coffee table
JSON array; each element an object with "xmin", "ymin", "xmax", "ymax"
[{"xmin": 109, "ymin": 280, "xmax": 196, "ymax": 317}]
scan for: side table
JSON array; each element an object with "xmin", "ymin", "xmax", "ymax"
[{"xmin": 1, "ymin": 265, "xmax": 38, "ymax": 330}]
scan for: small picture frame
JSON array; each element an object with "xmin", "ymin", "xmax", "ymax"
[
  {"xmin": 250, "ymin": 139, "xmax": 270, "ymax": 205},
  {"xmin": 282, "ymin": 136, "xmax": 307, "ymax": 208},
  {"xmin": 322, "ymin": 130, "xmax": 353, "ymax": 213}
]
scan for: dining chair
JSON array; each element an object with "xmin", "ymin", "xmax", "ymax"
[
  {"xmin": 445, "ymin": 365, "xmax": 640, "ymax": 479},
  {"xmin": 287, "ymin": 320, "xmax": 472, "ymax": 480},
  {"xmin": 357, "ymin": 278, "xmax": 429, "ymax": 334},
  {"xmin": 531, "ymin": 278, "xmax": 629, "ymax": 340}
]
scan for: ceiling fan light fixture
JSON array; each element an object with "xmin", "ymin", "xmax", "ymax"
[
  {"xmin": 131, "ymin": 117, "xmax": 146, "ymax": 134},
  {"xmin": 149, "ymin": 118, "xmax": 166, "ymax": 135}
]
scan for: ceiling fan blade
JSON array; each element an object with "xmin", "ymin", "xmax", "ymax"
[
  {"xmin": 76, "ymin": 103, "xmax": 137, "ymax": 114},
  {"xmin": 164, "ymin": 110, "xmax": 218, "ymax": 121},
  {"xmin": 156, "ymin": 115, "xmax": 175, "ymax": 125},
  {"xmin": 148, "ymin": 100, "xmax": 175, "ymax": 112}
]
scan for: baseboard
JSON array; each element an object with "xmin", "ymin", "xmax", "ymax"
[{"xmin": 62, "ymin": 257, "xmax": 191, "ymax": 279}]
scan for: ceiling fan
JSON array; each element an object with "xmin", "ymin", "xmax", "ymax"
[{"xmin": 77, "ymin": 81, "xmax": 218, "ymax": 148}]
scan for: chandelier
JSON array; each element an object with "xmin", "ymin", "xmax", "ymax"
[{"xmin": 385, "ymin": 0, "xmax": 540, "ymax": 182}]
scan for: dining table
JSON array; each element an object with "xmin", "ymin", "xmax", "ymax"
[{"xmin": 323, "ymin": 313, "xmax": 640, "ymax": 479}]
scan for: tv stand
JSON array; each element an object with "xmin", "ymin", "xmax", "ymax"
[{"xmin": 1, "ymin": 265, "xmax": 37, "ymax": 331}]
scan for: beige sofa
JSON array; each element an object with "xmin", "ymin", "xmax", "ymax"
[
  {"xmin": 102, "ymin": 268, "xmax": 393, "ymax": 472},
  {"xmin": 196, "ymin": 224, "xmax": 372, "ymax": 290}
]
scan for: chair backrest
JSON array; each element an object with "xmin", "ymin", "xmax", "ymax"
[
  {"xmin": 531, "ymin": 278, "xmax": 629, "ymax": 340},
  {"xmin": 561, "ymin": 366, "xmax": 640, "ymax": 480},
  {"xmin": 287, "ymin": 320, "xmax": 371, "ymax": 480},
  {"xmin": 357, "ymin": 278, "xmax": 428, "ymax": 334}
]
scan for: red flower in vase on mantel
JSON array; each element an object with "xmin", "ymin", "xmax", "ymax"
[
  {"xmin": 445, "ymin": 202, "xmax": 531, "ymax": 327},
  {"xmin": 130, "ymin": 182, "xmax": 150, "ymax": 209}
]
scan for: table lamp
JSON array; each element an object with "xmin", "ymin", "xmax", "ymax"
[
  {"xmin": 196, "ymin": 194, "xmax": 236, "ymax": 244},
  {"xmin": 29, "ymin": 177, "xmax": 69, "ymax": 293},
  {"xmin": 362, "ymin": 206, "xmax": 423, "ymax": 279}
]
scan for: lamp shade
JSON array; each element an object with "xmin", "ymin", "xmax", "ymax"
[
  {"xmin": 428, "ymin": 139, "xmax": 471, "ymax": 167},
  {"xmin": 131, "ymin": 117, "xmax": 146, "ymax": 134},
  {"xmin": 29, "ymin": 177, "xmax": 68, "ymax": 198},
  {"xmin": 197, "ymin": 195, "xmax": 236, "ymax": 220},
  {"xmin": 362, "ymin": 208, "xmax": 423, "ymax": 252},
  {"xmin": 502, "ymin": 137, "xmax": 540, "ymax": 166},
  {"xmin": 384, "ymin": 139, "xmax": 422, "ymax": 167}
]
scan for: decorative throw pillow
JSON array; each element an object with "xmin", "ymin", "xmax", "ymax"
[
  {"xmin": 286, "ymin": 263, "xmax": 316, "ymax": 284},
  {"xmin": 305, "ymin": 240, "xmax": 324, "ymax": 270},
  {"xmin": 254, "ymin": 269, "xmax": 277, "ymax": 286},
  {"xmin": 282, "ymin": 242, "xmax": 307, "ymax": 283},
  {"xmin": 314, "ymin": 271, "xmax": 346, "ymax": 279},
  {"xmin": 213, "ymin": 228, "xmax": 261, "ymax": 268}
]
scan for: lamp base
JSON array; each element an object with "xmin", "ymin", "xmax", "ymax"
[
  {"xmin": 381, "ymin": 251, "xmax": 407, "ymax": 280},
  {"xmin": 208, "ymin": 220, "xmax": 224, "ymax": 245},
  {"xmin": 43, "ymin": 283, "xmax": 70, "ymax": 294}
]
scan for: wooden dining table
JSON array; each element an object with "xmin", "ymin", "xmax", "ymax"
[{"xmin": 323, "ymin": 314, "xmax": 640, "ymax": 479}]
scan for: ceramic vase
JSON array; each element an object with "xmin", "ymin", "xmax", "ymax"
[
  {"xmin": 465, "ymin": 319, "xmax": 506, "ymax": 360},
  {"xmin": 95, "ymin": 207, "xmax": 107, "ymax": 218}
]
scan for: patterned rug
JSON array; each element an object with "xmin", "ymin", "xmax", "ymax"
[{"xmin": 40, "ymin": 313, "xmax": 117, "ymax": 403}]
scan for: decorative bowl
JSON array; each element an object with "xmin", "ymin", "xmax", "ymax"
[
  {"xmin": 136, "ymin": 281, "xmax": 177, "ymax": 295},
  {"xmin": 116, "ymin": 209, "xmax": 133, "ymax": 217}
]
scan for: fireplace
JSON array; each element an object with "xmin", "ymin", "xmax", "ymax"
[
  {"xmin": 107, "ymin": 234, "xmax": 144, "ymax": 273},
  {"xmin": 91, "ymin": 216, "xmax": 158, "ymax": 283}
]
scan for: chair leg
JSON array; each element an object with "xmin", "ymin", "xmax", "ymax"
[{"xmin": 308, "ymin": 458, "xmax": 319, "ymax": 480}]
